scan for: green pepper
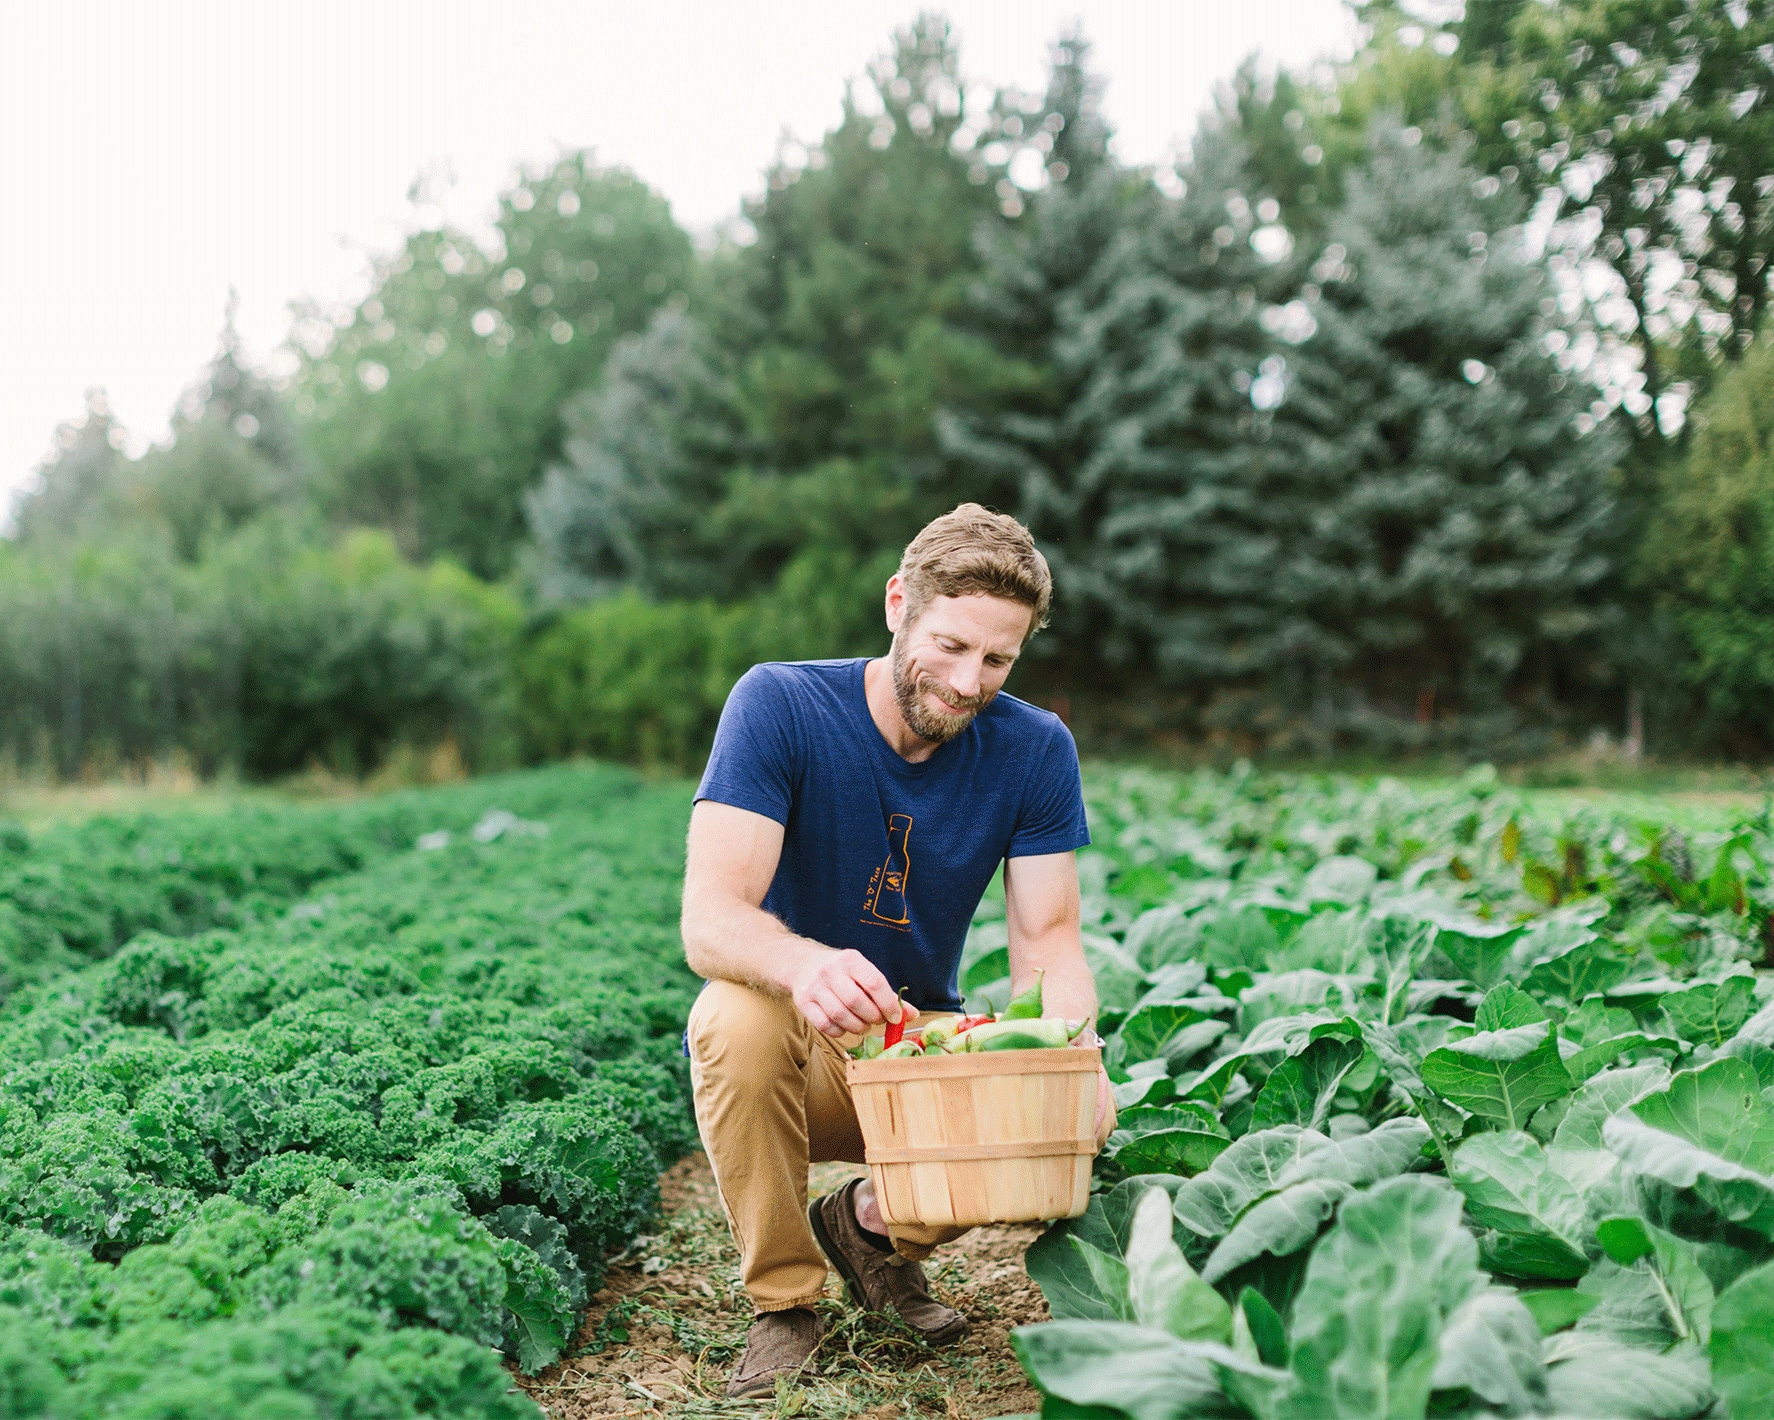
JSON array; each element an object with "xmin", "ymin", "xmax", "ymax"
[
  {"xmin": 954, "ymin": 1017, "xmax": 1070, "ymax": 1051},
  {"xmin": 916, "ymin": 1016, "xmax": 960, "ymax": 1052},
  {"xmin": 879, "ymin": 1039, "xmax": 924, "ymax": 1058},
  {"xmin": 853, "ymin": 1034, "xmax": 885, "ymax": 1060},
  {"xmin": 1003, "ymin": 969, "xmax": 1045, "ymax": 1020}
]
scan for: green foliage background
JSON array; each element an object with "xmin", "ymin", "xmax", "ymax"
[{"xmin": 13, "ymin": 5, "xmax": 1774, "ymax": 777}]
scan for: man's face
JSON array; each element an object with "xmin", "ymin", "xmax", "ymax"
[{"xmin": 886, "ymin": 584, "xmax": 1034, "ymax": 744}]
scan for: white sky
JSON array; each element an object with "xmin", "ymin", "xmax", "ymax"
[{"xmin": 0, "ymin": 1, "xmax": 1357, "ymax": 506}]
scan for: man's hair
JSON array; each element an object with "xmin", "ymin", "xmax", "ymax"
[{"xmin": 897, "ymin": 503, "xmax": 1053, "ymax": 643}]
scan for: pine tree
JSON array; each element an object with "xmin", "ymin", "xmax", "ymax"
[
  {"xmin": 139, "ymin": 296, "xmax": 309, "ymax": 560},
  {"xmin": 527, "ymin": 16, "xmax": 1048, "ymax": 645},
  {"xmin": 524, "ymin": 309, "xmax": 746, "ymax": 605},
  {"xmin": 938, "ymin": 30, "xmax": 1158, "ymax": 671},
  {"xmin": 983, "ymin": 120, "xmax": 1286, "ymax": 683},
  {"xmin": 10, "ymin": 390, "xmax": 132, "ymax": 543},
  {"xmin": 1264, "ymin": 123, "xmax": 1620, "ymax": 738}
]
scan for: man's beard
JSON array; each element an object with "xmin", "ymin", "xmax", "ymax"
[{"xmin": 890, "ymin": 637, "xmax": 993, "ymax": 744}]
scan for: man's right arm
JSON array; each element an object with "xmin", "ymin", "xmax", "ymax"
[{"xmin": 681, "ymin": 799, "xmax": 904, "ymax": 1037}]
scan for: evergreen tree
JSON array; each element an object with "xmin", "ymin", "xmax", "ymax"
[
  {"xmin": 524, "ymin": 309, "xmax": 746, "ymax": 605},
  {"xmin": 967, "ymin": 120, "xmax": 1285, "ymax": 683},
  {"xmin": 939, "ymin": 30, "xmax": 1159, "ymax": 671},
  {"xmin": 528, "ymin": 16, "xmax": 1058, "ymax": 644},
  {"xmin": 291, "ymin": 154, "xmax": 693, "ymax": 578},
  {"xmin": 138, "ymin": 297, "xmax": 309, "ymax": 561},
  {"xmin": 1263, "ymin": 124, "xmax": 1620, "ymax": 738},
  {"xmin": 10, "ymin": 390, "xmax": 133, "ymax": 543}
]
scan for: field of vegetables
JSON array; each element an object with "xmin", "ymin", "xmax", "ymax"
[
  {"xmin": 976, "ymin": 764, "xmax": 1774, "ymax": 1420},
  {"xmin": 4, "ymin": 759, "xmax": 1774, "ymax": 1418},
  {"xmin": 0, "ymin": 764, "xmax": 702, "ymax": 1417}
]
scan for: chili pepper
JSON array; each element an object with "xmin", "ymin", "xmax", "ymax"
[
  {"xmin": 1004, "ymin": 969, "xmax": 1045, "ymax": 1020},
  {"xmin": 882, "ymin": 987, "xmax": 910, "ymax": 1048}
]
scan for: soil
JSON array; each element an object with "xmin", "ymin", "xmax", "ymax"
[{"xmin": 513, "ymin": 1153, "xmax": 1049, "ymax": 1420}]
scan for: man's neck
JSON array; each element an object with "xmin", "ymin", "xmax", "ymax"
[{"xmin": 862, "ymin": 657, "xmax": 943, "ymax": 764}]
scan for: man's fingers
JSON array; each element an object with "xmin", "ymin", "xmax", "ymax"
[
  {"xmin": 830, "ymin": 973, "xmax": 887, "ymax": 1025},
  {"xmin": 842, "ymin": 952, "xmax": 903, "ymax": 1022},
  {"xmin": 813, "ymin": 986, "xmax": 870, "ymax": 1036}
]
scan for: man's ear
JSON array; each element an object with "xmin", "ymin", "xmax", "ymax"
[{"xmin": 884, "ymin": 573, "xmax": 907, "ymax": 635}]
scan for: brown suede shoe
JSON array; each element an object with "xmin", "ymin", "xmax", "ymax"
[
  {"xmin": 726, "ymin": 1307, "xmax": 822, "ymax": 1398},
  {"xmin": 808, "ymin": 1178, "xmax": 969, "ymax": 1345}
]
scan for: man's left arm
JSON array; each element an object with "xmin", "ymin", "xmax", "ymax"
[{"xmin": 1002, "ymin": 850, "xmax": 1115, "ymax": 1145}]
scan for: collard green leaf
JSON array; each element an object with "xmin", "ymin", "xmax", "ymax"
[
  {"xmin": 1450, "ymin": 1130, "xmax": 1589, "ymax": 1280},
  {"xmin": 1474, "ymin": 982, "xmax": 1547, "ymax": 1032},
  {"xmin": 1070, "ymin": 1238, "xmax": 1135, "ymax": 1321},
  {"xmin": 960, "ymin": 946, "xmax": 1009, "ymax": 994},
  {"xmin": 1428, "ymin": 917, "xmax": 1526, "ymax": 989},
  {"xmin": 1419, "ymin": 1021, "xmax": 1574, "ymax": 1130},
  {"xmin": 1010, "ymin": 1320, "xmax": 1241, "ymax": 1420},
  {"xmin": 1518, "ymin": 1288, "xmax": 1601, "ymax": 1334},
  {"xmin": 1428, "ymin": 1287, "xmax": 1546, "ymax": 1414},
  {"xmin": 1562, "ymin": 1031, "xmax": 1656, "ymax": 1083},
  {"xmin": 1178, "ymin": 1052, "xmax": 1250, "ymax": 1107},
  {"xmin": 1025, "ymin": 1176, "xmax": 1191, "ymax": 1321},
  {"xmin": 1603, "ymin": 1058, "xmax": 1774, "ymax": 1237},
  {"xmin": 1202, "ymin": 1178, "xmax": 1352, "ymax": 1285},
  {"xmin": 1249, "ymin": 1036, "xmax": 1364, "ymax": 1133},
  {"xmin": 1012, "ymin": 1322, "xmax": 1292, "ymax": 1420},
  {"xmin": 1661, "ymin": 975, "xmax": 1757, "ymax": 1047},
  {"xmin": 1281, "ymin": 1176, "xmax": 1482, "ymax": 1420},
  {"xmin": 1549, "ymin": 1062, "xmax": 1672, "ymax": 1153},
  {"xmin": 1239, "ymin": 1011, "xmax": 1361, "ymax": 1060},
  {"xmin": 1171, "ymin": 1118, "xmax": 1433, "ymax": 1255},
  {"xmin": 1113, "ymin": 1074, "xmax": 1177, "ymax": 1112},
  {"xmin": 1523, "ymin": 938, "xmax": 1629, "ymax": 1005},
  {"xmin": 1084, "ymin": 936, "xmax": 1149, "ymax": 1014},
  {"xmin": 1201, "ymin": 906, "xmax": 1281, "ymax": 974},
  {"xmin": 1237, "ymin": 1286, "xmax": 1288, "ymax": 1368},
  {"xmin": 1573, "ymin": 1258, "xmax": 1689, "ymax": 1350},
  {"xmin": 1126, "ymin": 1188, "xmax": 1231, "ymax": 1343},
  {"xmin": 1115, "ymin": 1004, "xmax": 1215, "ymax": 1067},
  {"xmin": 1108, "ymin": 1125, "xmax": 1232, "ymax": 1178},
  {"xmin": 1711, "ymin": 1258, "xmax": 1774, "ymax": 1419},
  {"xmin": 1594, "ymin": 1218, "xmax": 1715, "ymax": 1344},
  {"xmin": 1171, "ymin": 1128, "xmax": 1329, "ymax": 1240},
  {"xmin": 1542, "ymin": 1335, "xmax": 1715, "ymax": 1419}
]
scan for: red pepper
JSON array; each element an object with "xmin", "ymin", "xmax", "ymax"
[
  {"xmin": 951, "ymin": 1013, "xmax": 994, "ymax": 1036},
  {"xmin": 882, "ymin": 988, "xmax": 910, "ymax": 1048}
]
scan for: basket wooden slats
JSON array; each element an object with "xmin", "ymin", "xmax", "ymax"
[{"xmin": 846, "ymin": 1046, "xmax": 1101, "ymax": 1228}]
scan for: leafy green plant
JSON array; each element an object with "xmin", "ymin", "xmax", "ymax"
[{"xmin": 1003, "ymin": 764, "xmax": 1774, "ymax": 1416}]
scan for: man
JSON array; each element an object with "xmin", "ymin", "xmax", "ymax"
[{"xmin": 680, "ymin": 503, "xmax": 1113, "ymax": 1398}]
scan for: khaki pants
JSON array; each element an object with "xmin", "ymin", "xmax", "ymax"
[{"xmin": 687, "ymin": 979, "xmax": 971, "ymax": 1312}]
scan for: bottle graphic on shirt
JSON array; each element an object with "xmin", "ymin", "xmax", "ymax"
[{"xmin": 867, "ymin": 814, "xmax": 913, "ymax": 925}]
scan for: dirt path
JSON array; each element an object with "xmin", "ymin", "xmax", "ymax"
[{"xmin": 515, "ymin": 1153, "xmax": 1047, "ymax": 1419}]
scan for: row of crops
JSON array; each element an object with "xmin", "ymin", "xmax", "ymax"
[
  {"xmin": 6, "ymin": 757, "xmax": 1774, "ymax": 1418},
  {"xmin": 0, "ymin": 765, "xmax": 702, "ymax": 1417},
  {"xmin": 967, "ymin": 766, "xmax": 1774, "ymax": 1419}
]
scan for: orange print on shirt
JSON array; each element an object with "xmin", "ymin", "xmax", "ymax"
[{"xmin": 862, "ymin": 813, "xmax": 912, "ymax": 927}]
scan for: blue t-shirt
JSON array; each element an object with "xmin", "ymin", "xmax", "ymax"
[{"xmin": 694, "ymin": 658, "xmax": 1090, "ymax": 1011}]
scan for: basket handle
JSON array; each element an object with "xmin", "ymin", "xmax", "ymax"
[{"xmin": 864, "ymin": 1138, "xmax": 1098, "ymax": 1164}]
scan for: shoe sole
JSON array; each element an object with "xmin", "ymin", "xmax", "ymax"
[{"xmin": 807, "ymin": 1183, "xmax": 969, "ymax": 1346}]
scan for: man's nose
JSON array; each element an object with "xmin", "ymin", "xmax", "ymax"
[{"xmin": 948, "ymin": 658, "xmax": 983, "ymax": 697}]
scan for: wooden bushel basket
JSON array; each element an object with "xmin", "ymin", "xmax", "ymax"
[{"xmin": 846, "ymin": 1046, "xmax": 1102, "ymax": 1228}]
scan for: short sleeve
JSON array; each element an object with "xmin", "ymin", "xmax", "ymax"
[
  {"xmin": 1006, "ymin": 721, "xmax": 1091, "ymax": 858},
  {"xmin": 694, "ymin": 665, "xmax": 799, "ymax": 825}
]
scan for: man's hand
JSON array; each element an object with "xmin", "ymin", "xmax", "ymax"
[{"xmin": 788, "ymin": 946, "xmax": 904, "ymax": 1037}]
